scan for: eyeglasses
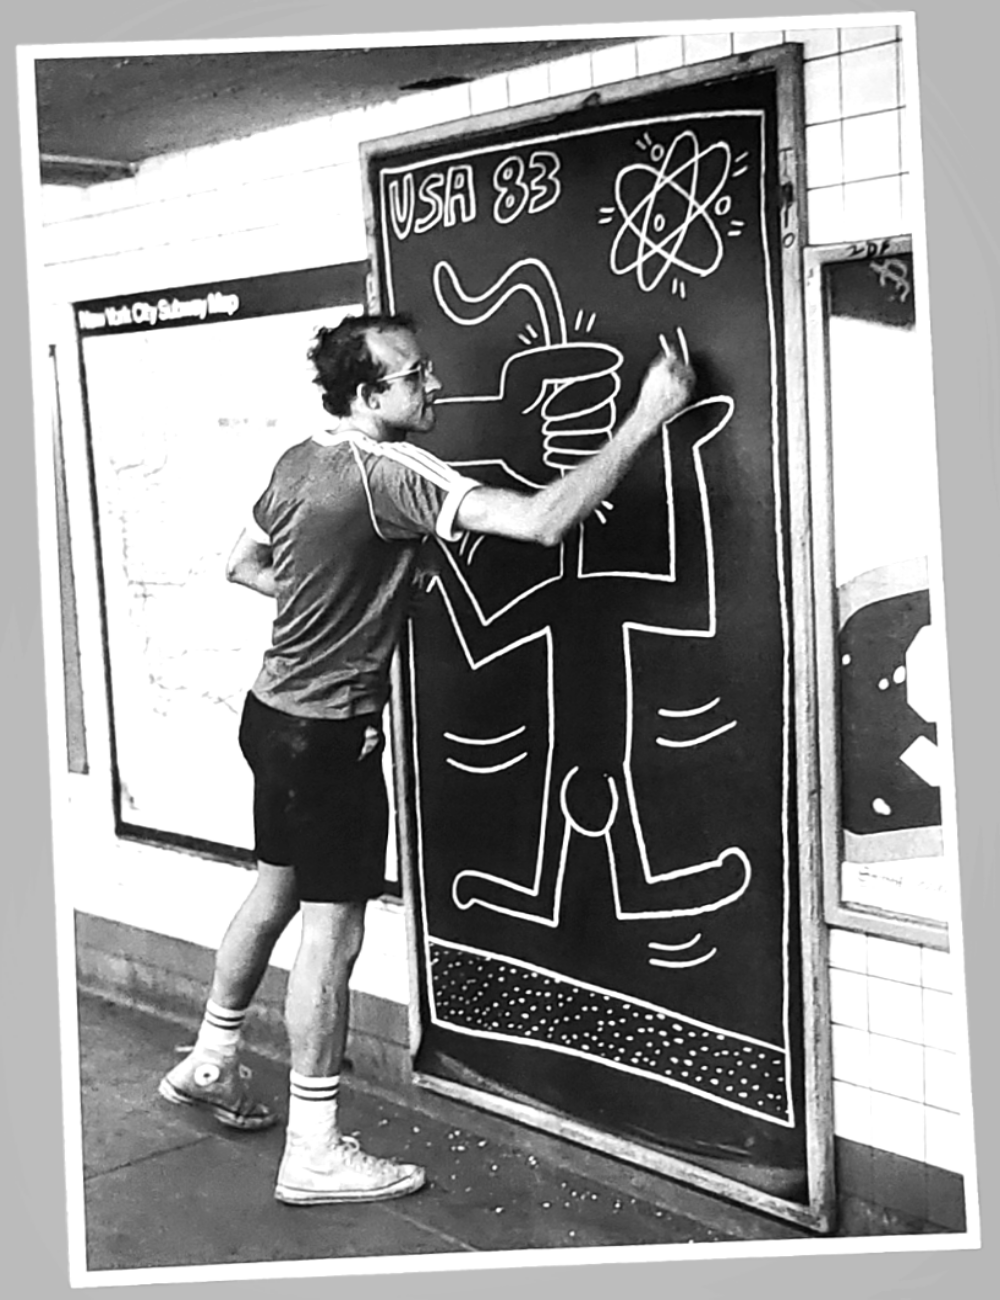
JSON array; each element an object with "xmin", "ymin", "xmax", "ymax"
[{"xmin": 380, "ymin": 358, "xmax": 436, "ymax": 385}]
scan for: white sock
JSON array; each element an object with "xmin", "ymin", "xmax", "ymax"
[
  {"xmin": 287, "ymin": 1070, "xmax": 341, "ymax": 1145},
  {"xmin": 193, "ymin": 999, "xmax": 247, "ymax": 1058}
]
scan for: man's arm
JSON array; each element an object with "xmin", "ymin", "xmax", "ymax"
[
  {"xmin": 454, "ymin": 341, "xmax": 694, "ymax": 548},
  {"xmin": 225, "ymin": 530, "xmax": 277, "ymax": 598}
]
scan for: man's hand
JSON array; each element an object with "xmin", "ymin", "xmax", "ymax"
[
  {"xmin": 455, "ymin": 330, "xmax": 698, "ymax": 549},
  {"xmin": 632, "ymin": 338, "xmax": 695, "ymax": 430},
  {"xmin": 226, "ymin": 530, "xmax": 277, "ymax": 598}
]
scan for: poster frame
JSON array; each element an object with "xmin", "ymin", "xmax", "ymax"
[
  {"xmin": 366, "ymin": 43, "xmax": 834, "ymax": 1232},
  {"xmin": 805, "ymin": 234, "xmax": 950, "ymax": 951}
]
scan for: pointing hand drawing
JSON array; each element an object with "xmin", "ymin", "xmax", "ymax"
[{"xmin": 497, "ymin": 342, "xmax": 623, "ymax": 471}]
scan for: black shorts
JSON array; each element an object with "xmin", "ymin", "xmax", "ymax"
[{"xmin": 238, "ymin": 692, "xmax": 388, "ymax": 903}]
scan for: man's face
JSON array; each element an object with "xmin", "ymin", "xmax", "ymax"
[{"xmin": 366, "ymin": 328, "xmax": 442, "ymax": 438}]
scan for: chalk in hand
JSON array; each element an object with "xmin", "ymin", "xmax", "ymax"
[{"xmin": 658, "ymin": 328, "xmax": 690, "ymax": 368}]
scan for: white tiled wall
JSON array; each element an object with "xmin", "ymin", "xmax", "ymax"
[
  {"xmin": 35, "ymin": 21, "xmax": 953, "ymax": 1172},
  {"xmin": 799, "ymin": 29, "xmax": 910, "ymax": 243},
  {"xmin": 829, "ymin": 927, "xmax": 967, "ymax": 1172},
  {"xmin": 37, "ymin": 23, "xmax": 915, "ymax": 303}
]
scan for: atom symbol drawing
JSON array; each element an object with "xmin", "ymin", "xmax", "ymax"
[{"xmin": 600, "ymin": 130, "xmax": 736, "ymax": 293}]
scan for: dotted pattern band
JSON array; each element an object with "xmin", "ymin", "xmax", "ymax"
[{"xmin": 429, "ymin": 943, "xmax": 790, "ymax": 1121}]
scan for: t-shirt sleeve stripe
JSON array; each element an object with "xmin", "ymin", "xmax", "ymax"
[
  {"xmin": 351, "ymin": 442, "xmax": 387, "ymax": 540},
  {"xmin": 377, "ymin": 441, "xmax": 469, "ymax": 491},
  {"xmin": 367, "ymin": 444, "xmax": 480, "ymax": 540},
  {"xmin": 436, "ymin": 480, "xmax": 479, "ymax": 542}
]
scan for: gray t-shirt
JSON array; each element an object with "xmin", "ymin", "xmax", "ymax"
[{"xmin": 248, "ymin": 429, "xmax": 478, "ymax": 719}]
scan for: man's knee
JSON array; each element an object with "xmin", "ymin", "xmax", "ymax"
[
  {"xmin": 251, "ymin": 861, "xmax": 301, "ymax": 926},
  {"xmin": 299, "ymin": 899, "xmax": 367, "ymax": 967}
]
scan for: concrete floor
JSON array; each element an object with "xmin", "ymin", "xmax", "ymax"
[{"xmin": 76, "ymin": 989, "xmax": 813, "ymax": 1274}]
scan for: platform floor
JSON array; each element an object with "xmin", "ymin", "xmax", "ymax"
[{"xmin": 73, "ymin": 989, "xmax": 825, "ymax": 1275}]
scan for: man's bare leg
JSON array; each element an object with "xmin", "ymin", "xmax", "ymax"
[
  {"xmin": 276, "ymin": 898, "xmax": 426, "ymax": 1205},
  {"xmin": 209, "ymin": 862, "xmax": 301, "ymax": 1010},
  {"xmin": 284, "ymin": 899, "xmax": 365, "ymax": 1078},
  {"xmin": 158, "ymin": 863, "xmax": 299, "ymax": 1129}
]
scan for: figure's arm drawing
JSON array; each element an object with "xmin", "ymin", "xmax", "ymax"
[{"xmin": 455, "ymin": 342, "xmax": 694, "ymax": 547}]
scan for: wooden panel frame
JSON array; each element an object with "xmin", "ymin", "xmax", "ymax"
[
  {"xmin": 50, "ymin": 343, "xmax": 89, "ymax": 775},
  {"xmin": 805, "ymin": 234, "xmax": 949, "ymax": 952},
  {"xmin": 370, "ymin": 43, "xmax": 834, "ymax": 1234}
]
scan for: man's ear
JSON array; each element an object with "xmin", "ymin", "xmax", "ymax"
[{"xmin": 358, "ymin": 379, "xmax": 384, "ymax": 410}]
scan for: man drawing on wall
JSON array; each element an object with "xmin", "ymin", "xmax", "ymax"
[{"xmin": 157, "ymin": 311, "xmax": 694, "ymax": 1205}]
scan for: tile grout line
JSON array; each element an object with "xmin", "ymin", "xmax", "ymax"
[
  {"xmin": 82, "ymin": 1130, "xmax": 212, "ymax": 1183},
  {"xmin": 380, "ymin": 1202, "xmax": 480, "ymax": 1253}
]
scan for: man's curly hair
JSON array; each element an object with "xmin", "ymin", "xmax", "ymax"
[{"xmin": 307, "ymin": 312, "xmax": 417, "ymax": 417}]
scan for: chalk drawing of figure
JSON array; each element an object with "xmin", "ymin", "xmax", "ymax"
[{"xmin": 409, "ymin": 259, "xmax": 753, "ymax": 931}]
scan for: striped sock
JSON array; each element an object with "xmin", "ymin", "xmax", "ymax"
[
  {"xmin": 287, "ymin": 1070, "xmax": 341, "ymax": 1145},
  {"xmin": 193, "ymin": 1000, "xmax": 247, "ymax": 1057}
]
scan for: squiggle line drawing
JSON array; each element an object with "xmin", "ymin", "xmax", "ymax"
[
  {"xmin": 446, "ymin": 753, "xmax": 529, "ymax": 775},
  {"xmin": 433, "ymin": 258, "xmax": 622, "ymax": 474},
  {"xmin": 444, "ymin": 726, "xmax": 527, "ymax": 745},
  {"xmin": 444, "ymin": 725, "xmax": 529, "ymax": 774},
  {"xmin": 577, "ymin": 394, "xmax": 735, "ymax": 589},
  {"xmin": 601, "ymin": 129, "xmax": 734, "ymax": 292},
  {"xmin": 435, "ymin": 258, "xmax": 567, "ymax": 348},
  {"xmin": 649, "ymin": 934, "xmax": 702, "ymax": 951},
  {"xmin": 658, "ymin": 698, "xmax": 718, "ymax": 718},
  {"xmin": 655, "ymin": 722, "xmax": 737, "ymax": 749},
  {"xmin": 648, "ymin": 948, "xmax": 718, "ymax": 969},
  {"xmin": 870, "ymin": 257, "xmax": 912, "ymax": 303}
]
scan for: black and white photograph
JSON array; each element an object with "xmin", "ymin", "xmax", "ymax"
[{"xmin": 13, "ymin": 5, "xmax": 985, "ymax": 1290}]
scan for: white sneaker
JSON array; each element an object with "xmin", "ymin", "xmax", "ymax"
[
  {"xmin": 158, "ymin": 1052, "xmax": 277, "ymax": 1131},
  {"xmin": 275, "ymin": 1135, "xmax": 426, "ymax": 1205}
]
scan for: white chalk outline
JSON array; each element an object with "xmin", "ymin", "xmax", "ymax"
[
  {"xmin": 432, "ymin": 257, "xmax": 626, "ymax": 477},
  {"xmin": 429, "ymin": 937, "xmax": 786, "ymax": 1051},
  {"xmin": 560, "ymin": 766, "xmax": 619, "ymax": 838},
  {"xmin": 377, "ymin": 109, "xmax": 764, "ymax": 315},
  {"xmin": 576, "ymin": 393, "xmax": 735, "ymax": 590},
  {"xmin": 649, "ymin": 935, "xmax": 702, "ymax": 951},
  {"xmin": 432, "ymin": 254, "xmax": 726, "ymax": 594},
  {"xmin": 607, "ymin": 129, "xmax": 734, "ymax": 291},
  {"xmin": 444, "ymin": 725, "xmax": 527, "ymax": 745},
  {"xmin": 446, "ymin": 752, "xmax": 529, "ymax": 775},
  {"xmin": 425, "ymin": 937, "xmax": 793, "ymax": 1127},
  {"xmin": 658, "ymin": 698, "xmax": 719, "ymax": 718},
  {"xmin": 386, "ymin": 109, "xmax": 793, "ymax": 1123},
  {"xmin": 759, "ymin": 116, "xmax": 794, "ymax": 1131},
  {"xmin": 656, "ymin": 720, "xmax": 737, "ymax": 748},
  {"xmin": 434, "ymin": 257, "xmax": 567, "ymax": 348},
  {"xmin": 439, "ymin": 459, "xmax": 565, "ymax": 623},
  {"xmin": 428, "ymin": 559, "xmax": 754, "ymax": 929},
  {"xmin": 649, "ymin": 948, "xmax": 718, "ymax": 969},
  {"xmin": 420, "ymin": 575, "xmax": 559, "ymax": 923}
]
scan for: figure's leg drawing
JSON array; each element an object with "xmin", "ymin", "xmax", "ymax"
[
  {"xmin": 604, "ymin": 774, "xmax": 752, "ymax": 919},
  {"xmin": 451, "ymin": 758, "xmax": 577, "ymax": 927}
]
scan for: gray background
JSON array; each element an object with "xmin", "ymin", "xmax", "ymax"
[{"xmin": 4, "ymin": 2, "xmax": 994, "ymax": 1296}]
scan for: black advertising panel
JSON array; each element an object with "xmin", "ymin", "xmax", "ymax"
[{"xmin": 365, "ymin": 57, "xmax": 817, "ymax": 1216}]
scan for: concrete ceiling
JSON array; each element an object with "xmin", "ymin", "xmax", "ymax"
[{"xmin": 35, "ymin": 41, "xmax": 626, "ymax": 183}]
